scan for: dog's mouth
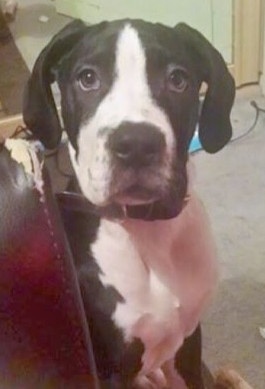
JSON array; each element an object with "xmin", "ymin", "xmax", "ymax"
[
  {"xmin": 104, "ymin": 182, "xmax": 190, "ymax": 220},
  {"xmin": 57, "ymin": 177, "xmax": 190, "ymax": 221},
  {"xmin": 108, "ymin": 192, "xmax": 190, "ymax": 221},
  {"xmin": 111, "ymin": 184, "xmax": 159, "ymax": 206},
  {"xmin": 77, "ymin": 162, "xmax": 190, "ymax": 220}
]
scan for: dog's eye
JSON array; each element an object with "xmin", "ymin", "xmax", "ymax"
[
  {"xmin": 78, "ymin": 69, "xmax": 100, "ymax": 91},
  {"xmin": 168, "ymin": 67, "xmax": 189, "ymax": 93}
]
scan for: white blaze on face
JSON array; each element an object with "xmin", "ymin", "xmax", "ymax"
[{"xmin": 70, "ymin": 23, "xmax": 176, "ymax": 205}]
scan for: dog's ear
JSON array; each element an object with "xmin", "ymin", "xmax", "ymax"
[
  {"xmin": 23, "ymin": 20, "xmax": 87, "ymax": 149},
  {"xmin": 175, "ymin": 23, "xmax": 235, "ymax": 153}
]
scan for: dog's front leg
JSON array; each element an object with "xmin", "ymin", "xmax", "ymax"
[
  {"xmin": 161, "ymin": 360, "xmax": 188, "ymax": 389},
  {"xmin": 175, "ymin": 325, "xmax": 205, "ymax": 389}
]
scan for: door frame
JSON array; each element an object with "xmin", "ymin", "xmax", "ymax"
[
  {"xmin": 259, "ymin": 0, "xmax": 265, "ymax": 93},
  {"xmin": 233, "ymin": 0, "xmax": 262, "ymax": 86}
]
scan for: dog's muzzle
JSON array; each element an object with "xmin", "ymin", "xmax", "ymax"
[{"xmin": 106, "ymin": 122, "xmax": 168, "ymax": 207}]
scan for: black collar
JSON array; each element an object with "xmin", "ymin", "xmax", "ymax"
[{"xmin": 56, "ymin": 192, "xmax": 188, "ymax": 221}]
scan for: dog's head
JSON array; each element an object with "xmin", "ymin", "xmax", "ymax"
[{"xmin": 23, "ymin": 19, "xmax": 235, "ymax": 218}]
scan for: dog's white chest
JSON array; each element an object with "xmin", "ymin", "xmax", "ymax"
[
  {"xmin": 91, "ymin": 196, "xmax": 217, "ymax": 374},
  {"xmin": 91, "ymin": 218, "xmax": 180, "ymax": 328},
  {"xmin": 92, "ymin": 218, "xmax": 183, "ymax": 373}
]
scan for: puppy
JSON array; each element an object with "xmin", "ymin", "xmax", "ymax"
[{"xmin": 23, "ymin": 19, "xmax": 235, "ymax": 388}]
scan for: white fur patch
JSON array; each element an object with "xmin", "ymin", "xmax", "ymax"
[
  {"xmin": 92, "ymin": 220, "xmax": 180, "ymax": 326},
  {"xmin": 90, "ymin": 194, "xmax": 218, "ymax": 378},
  {"xmin": 71, "ymin": 23, "xmax": 175, "ymax": 205},
  {"xmin": 91, "ymin": 219, "xmax": 181, "ymax": 374}
]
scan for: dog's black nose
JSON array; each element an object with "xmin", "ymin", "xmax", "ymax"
[{"xmin": 108, "ymin": 122, "xmax": 165, "ymax": 167}]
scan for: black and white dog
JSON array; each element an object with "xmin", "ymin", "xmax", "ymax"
[{"xmin": 23, "ymin": 19, "xmax": 235, "ymax": 388}]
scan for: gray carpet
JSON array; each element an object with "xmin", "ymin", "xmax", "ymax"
[{"xmin": 196, "ymin": 87, "xmax": 265, "ymax": 388}]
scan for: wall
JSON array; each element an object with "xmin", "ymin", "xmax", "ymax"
[{"xmin": 55, "ymin": 0, "xmax": 233, "ymax": 63}]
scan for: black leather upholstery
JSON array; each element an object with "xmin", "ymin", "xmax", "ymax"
[{"xmin": 0, "ymin": 141, "xmax": 99, "ymax": 388}]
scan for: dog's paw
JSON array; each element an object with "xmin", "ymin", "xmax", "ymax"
[
  {"xmin": 134, "ymin": 369, "xmax": 167, "ymax": 388},
  {"xmin": 132, "ymin": 311, "xmax": 184, "ymax": 374}
]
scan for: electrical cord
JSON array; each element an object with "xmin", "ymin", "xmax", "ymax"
[
  {"xmin": 10, "ymin": 125, "xmax": 33, "ymax": 139},
  {"xmin": 229, "ymin": 100, "xmax": 260, "ymax": 145}
]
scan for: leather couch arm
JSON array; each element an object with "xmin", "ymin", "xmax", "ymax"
[{"xmin": 0, "ymin": 139, "xmax": 99, "ymax": 388}]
